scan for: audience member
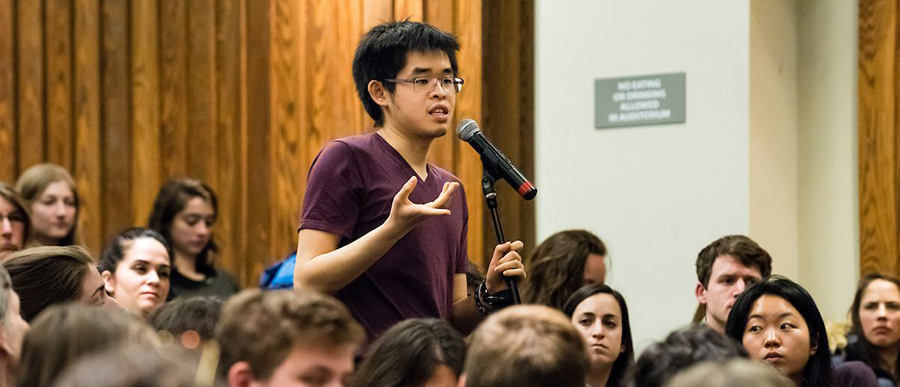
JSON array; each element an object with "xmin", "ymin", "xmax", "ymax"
[
  {"xmin": 0, "ymin": 266, "xmax": 27, "ymax": 387},
  {"xmin": 14, "ymin": 164, "xmax": 80, "ymax": 247},
  {"xmin": 3, "ymin": 246, "xmax": 119, "ymax": 322},
  {"xmin": 463, "ymin": 305, "xmax": 589, "ymax": 387},
  {"xmin": 216, "ymin": 289, "xmax": 364, "ymax": 387},
  {"xmin": 0, "ymin": 184, "xmax": 29, "ymax": 261},
  {"xmin": 16, "ymin": 304, "xmax": 156, "ymax": 387},
  {"xmin": 148, "ymin": 178, "xmax": 238, "ymax": 300},
  {"xmin": 694, "ymin": 235, "xmax": 772, "ymax": 333},
  {"xmin": 628, "ymin": 325, "xmax": 747, "ymax": 387},
  {"xmin": 466, "ymin": 260, "xmax": 485, "ymax": 297},
  {"xmin": 522, "ymin": 229, "xmax": 607, "ymax": 310},
  {"xmin": 563, "ymin": 284, "xmax": 634, "ymax": 387},
  {"xmin": 148, "ymin": 296, "xmax": 222, "ymax": 344},
  {"xmin": 662, "ymin": 360, "xmax": 793, "ymax": 387},
  {"xmin": 99, "ymin": 227, "xmax": 172, "ymax": 318},
  {"xmin": 843, "ymin": 273, "xmax": 900, "ymax": 386},
  {"xmin": 725, "ymin": 275, "xmax": 836, "ymax": 387},
  {"xmin": 352, "ymin": 318, "xmax": 465, "ymax": 387}
]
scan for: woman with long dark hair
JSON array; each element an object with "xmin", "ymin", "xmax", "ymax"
[
  {"xmin": 563, "ymin": 283, "xmax": 634, "ymax": 387},
  {"xmin": 522, "ymin": 230, "xmax": 607, "ymax": 310}
]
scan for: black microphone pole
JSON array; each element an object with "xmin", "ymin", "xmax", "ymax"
[{"xmin": 481, "ymin": 160, "xmax": 521, "ymax": 305}]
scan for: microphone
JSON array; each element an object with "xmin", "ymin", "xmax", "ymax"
[{"xmin": 457, "ymin": 119, "xmax": 537, "ymax": 200}]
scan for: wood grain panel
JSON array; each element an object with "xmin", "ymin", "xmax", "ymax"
[
  {"xmin": 131, "ymin": 0, "xmax": 161, "ymax": 225},
  {"xmin": 245, "ymin": 0, "xmax": 272, "ymax": 269},
  {"xmin": 17, "ymin": 0, "xmax": 45, "ymax": 169},
  {"xmin": 187, "ymin": 0, "xmax": 218, "ymax": 186},
  {"xmin": 0, "ymin": 0, "xmax": 16, "ymax": 182},
  {"xmin": 363, "ymin": 0, "xmax": 392, "ymax": 30},
  {"xmin": 74, "ymin": 0, "xmax": 103, "ymax": 253},
  {"xmin": 160, "ymin": 0, "xmax": 189, "ymax": 180},
  {"xmin": 394, "ymin": 0, "xmax": 423, "ymax": 21},
  {"xmin": 45, "ymin": 0, "xmax": 74, "ymax": 170},
  {"xmin": 101, "ymin": 0, "xmax": 132, "ymax": 240},
  {"xmin": 858, "ymin": 0, "xmax": 899, "ymax": 275},
  {"xmin": 424, "ymin": 0, "xmax": 455, "ymax": 172}
]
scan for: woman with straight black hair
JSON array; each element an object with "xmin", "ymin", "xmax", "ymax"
[
  {"xmin": 563, "ymin": 283, "xmax": 634, "ymax": 387},
  {"xmin": 351, "ymin": 318, "xmax": 465, "ymax": 387},
  {"xmin": 725, "ymin": 275, "xmax": 836, "ymax": 387}
]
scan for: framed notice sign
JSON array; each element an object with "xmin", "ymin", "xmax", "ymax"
[{"xmin": 594, "ymin": 72, "xmax": 686, "ymax": 129}]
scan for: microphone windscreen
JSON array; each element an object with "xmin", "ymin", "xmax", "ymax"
[{"xmin": 456, "ymin": 119, "xmax": 480, "ymax": 141}]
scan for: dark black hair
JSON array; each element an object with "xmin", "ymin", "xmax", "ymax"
[
  {"xmin": 352, "ymin": 20, "xmax": 460, "ymax": 126},
  {"xmin": 351, "ymin": 318, "xmax": 465, "ymax": 387},
  {"xmin": 725, "ymin": 275, "xmax": 836, "ymax": 387},
  {"xmin": 99, "ymin": 227, "xmax": 173, "ymax": 274},
  {"xmin": 563, "ymin": 284, "xmax": 634, "ymax": 387},
  {"xmin": 147, "ymin": 296, "xmax": 223, "ymax": 341},
  {"xmin": 147, "ymin": 178, "xmax": 218, "ymax": 274},
  {"xmin": 627, "ymin": 325, "xmax": 747, "ymax": 387}
]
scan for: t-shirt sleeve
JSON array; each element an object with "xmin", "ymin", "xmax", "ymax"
[
  {"xmin": 298, "ymin": 141, "xmax": 363, "ymax": 239},
  {"xmin": 455, "ymin": 184, "xmax": 469, "ymax": 274}
]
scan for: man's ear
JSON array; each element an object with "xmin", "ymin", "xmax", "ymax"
[
  {"xmin": 101, "ymin": 270, "xmax": 115, "ymax": 296},
  {"xmin": 695, "ymin": 282, "xmax": 707, "ymax": 304},
  {"xmin": 227, "ymin": 361, "xmax": 255, "ymax": 387},
  {"xmin": 368, "ymin": 79, "xmax": 390, "ymax": 107}
]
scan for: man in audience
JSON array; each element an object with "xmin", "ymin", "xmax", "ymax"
[
  {"xmin": 693, "ymin": 234, "xmax": 772, "ymax": 333},
  {"xmin": 216, "ymin": 289, "xmax": 364, "ymax": 387},
  {"xmin": 461, "ymin": 305, "xmax": 588, "ymax": 387},
  {"xmin": 0, "ymin": 266, "xmax": 26, "ymax": 387},
  {"xmin": 630, "ymin": 326, "xmax": 748, "ymax": 387}
]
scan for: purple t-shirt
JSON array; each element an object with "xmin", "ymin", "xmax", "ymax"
[{"xmin": 300, "ymin": 133, "xmax": 469, "ymax": 340}]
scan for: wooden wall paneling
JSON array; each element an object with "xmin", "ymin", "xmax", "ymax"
[
  {"xmin": 245, "ymin": 0, "xmax": 272, "ymax": 269},
  {"xmin": 858, "ymin": 0, "xmax": 899, "ymax": 275},
  {"xmin": 517, "ymin": 0, "xmax": 536, "ymax": 257},
  {"xmin": 0, "ymin": 0, "xmax": 16, "ymax": 182},
  {"xmin": 17, "ymin": 0, "xmax": 45, "ymax": 169},
  {"xmin": 363, "ymin": 0, "xmax": 392, "ymax": 30},
  {"xmin": 74, "ymin": 0, "xmax": 103, "ymax": 253},
  {"xmin": 215, "ymin": 0, "xmax": 247, "ymax": 284},
  {"xmin": 394, "ymin": 0, "xmax": 423, "ymax": 21},
  {"xmin": 45, "ymin": 0, "xmax": 74, "ymax": 170},
  {"xmin": 101, "ymin": 0, "xmax": 133, "ymax": 242},
  {"xmin": 187, "ymin": 0, "xmax": 219, "ymax": 186},
  {"xmin": 159, "ymin": 0, "xmax": 189, "ymax": 180},
  {"xmin": 453, "ymin": 0, "xmax": 487, "ymax": 266},
  {"xmin": 423, "ymin": 0, "xmax": 456, "ymax": 173},
  {"xmin": 131, "ymin": 0, "xmax": 161, "ymax": 226}
]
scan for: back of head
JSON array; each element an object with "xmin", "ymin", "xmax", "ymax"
[
  {"xmin": 693, "ymin": 235, "xmax": 772, "ymax": 322},
  {"xmin": 628, "ymin": 325, "xmax": 747, "ymax": 387},
  {"xmin": 215, "ymin": 289, "xmax": 364, "ymax": 380},
  {"xmin": 3, "ymin": 246, "xmax": 93, "ymax": 322},
  {"xmin": 352, "ymin": 318, "xmax": 465, "ymax": 387},
  {"xmin": 0, "ymin": 182, "xmax": 31, "ymax": 250},
  {"xmin": 465, "ymin": 305, "xmax": 589, "ymax": 387},
  {"xmin": 523, "ymin": 230, "xmax": 607, "ymax": 309},
  {"xmin": 148, "ymin": 296, "xmax": 223, "ymax": 342},
  {"xmin": 663, "ymin": 360, "xmax": 793, "ymax": 387},
  {"xmin": 17, "ymin": 304, "xmax": 155, "ymax": 387}
]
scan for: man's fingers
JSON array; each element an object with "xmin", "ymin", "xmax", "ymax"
[
  {"xmin": 508, "ymin": 240, "xmax": 524, "ymax": 252},
  {"xmin": 394, "ymin": 176, "xmax": 418, "ymax": 203},
  {"xmin": 429, "ymin": 182, "xmax": 458, "ymax": 209},
  {"xmin": 489, "ymin": 242, "xmax": 512, "ymax": 265}
]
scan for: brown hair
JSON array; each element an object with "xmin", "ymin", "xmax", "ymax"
[
  {"xmin": 215, "ymin": 289, "xmax": 364, "ymax": 380},
  {"xmin": 465, "ymin": 305, "xmax": 589, "ymax": 387},
  {"xmin": 17, "ymin": 304, "xmax": 156, "ymax": 387},
  {"xmin": 0, "ymin": 181, "xmax": 31, "ymax": 249},
  {"xmin": 521, "ymin": 230, "xmax": 607, "ymax": 309},
  {"xmin": 15, "ymin": 163, "xmax": 80, "ymax": 246},
  {"xmin": 692, "ymin": 235, "xmax": 772, "ymax": 323},
  {"xmin": 2, "ymin": 246, "xmax": 95, "ymax": 322},
  {"xmin": 148, "ymin": 178, "xmax": 218, "ymax": 273},
  {"xmin": 663, "ymin": 360, "xmax": 792, "ymax": 387},
  {"xmin": 848, "ymin": 273, "xmax": 900, "ymax": 381}
]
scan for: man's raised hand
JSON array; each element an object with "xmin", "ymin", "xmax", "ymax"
[{"xmin": 384, "ymin": 177, "xmax": 458, "ymax": 237}]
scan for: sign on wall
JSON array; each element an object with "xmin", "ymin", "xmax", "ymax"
[{"xmin": 594, "ymin": 72, "xmax": 686, "ymax": 129}]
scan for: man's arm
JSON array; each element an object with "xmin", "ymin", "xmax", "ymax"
[
  {"xmin": 451, "ymin": 241, "xmax": 526, "ymax": 333},
  {"xmin": 294, "ymin": 177, "xmax": 457, "ymax": 293}
]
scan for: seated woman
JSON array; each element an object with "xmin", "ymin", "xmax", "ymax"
[
  {"xmin": 521, "ymin": 229, "xmax": 608, "ymax": 310},
  {"xmin": 148, "ymin": 178, "xmax": 238, "ymax": 300},
  {"xmin": 0, "ymin": 182, "xmax": 30, "ymax": 260},
  {"xmin": 99, "ymin": 228, "xmax": 172, "ymax": 318},
  {"xmin": 15, "ymin": 164, "xmax": 80, "ymax": 247},
  {"xmin": 2, "ymin": 246, "xmax": 119, "ymax": 322},
  {"xmin": 842, "ymin": 273, "xmax": 900, "ymax": 387},
  {"xmin": 563, "ymin": 284, "xmax": 633, "ymax": 387},
  {"xmin": 351, "ymin": 318, "xmax": 465, "ymax": 387},
  {"xmin": 725, "ymin": 275, "xmax": 836, "ymax": 387}
]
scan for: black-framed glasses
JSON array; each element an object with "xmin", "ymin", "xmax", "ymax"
[{"xmin": 382, "ymin": 77, "xmax": 464, "ymax": 94}]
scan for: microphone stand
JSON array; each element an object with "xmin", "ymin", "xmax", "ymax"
[{"xmin": 481, "ymin": 165, "xmax": 522, "ymax": 305}]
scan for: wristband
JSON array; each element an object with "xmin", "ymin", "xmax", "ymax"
[{"xmin": 474, "ymin": 281, "xmax": 514, "ymax": 315}]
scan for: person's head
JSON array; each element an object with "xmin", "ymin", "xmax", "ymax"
[
  {"xmin": 16, "ymin": 304, "xmax": 156, "ymax": 387},
  {"xmin": 0, "ymin": 183, "xmax": 29, "ymax": 260},
  {"xmin": 14, "ymin": 164, "xmax": 79, "ymax": 246},
  {"xmin": 725, "ymin": 276, "xmax": 834, "ymax": 387},
  {"xmin": 216, "ymin": 289, "xmax": 364, "ymax": 387},
  {"xmin": 0, "ymin": 266, "xmax": 28, "ymax": 382},
  {"xmin": 694, "ymin": 235, "xmax": 772, "ymax": 332},
  {"xmin": 628, "ymin": 325, "xmax": 747, "ymax": 387},
  {"xmin": 848, "ymin": 273, "xmax": 900, "ymax": 375},
  {"xmin": 662, "ymin": 360, "xmax": 793, "ymax": 387},
  {"xmin": 463, "ymin": 305, "xmax": 589, "ymax": 387},
  {"xmin": 99, "ymin": 228, "xmax": 172, "ymax": 318},
  {"xmin": 466, "ymin": 261, "xmax": 484, "ymax": 297},
  {"xmin": 352, "ymin": 318, "xmax": 465, "ymax": 387},
  {"xmin": 148, "ymin": 178, "xmax": 218, "ymax": 271},
  {"xmin": 523, "ymin": 230, "xmax": 608, "ymax": 310},
  {"xmin": 353, "ymin": 20, "xmax": 461, "ymax": 135},
  {"xmin": 3, "ymin": 246, "xmax": 118, "ymax": 322},
  {"xmin": 563, "ymin": 284, "xmax": 633, "ymax": 387},
  {"xmin": 148, "ymin": 296, "xmax": 223, "ymax": 347}
]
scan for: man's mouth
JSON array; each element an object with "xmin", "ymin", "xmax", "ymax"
[{"xmin": 429, "ymin": 105, "xmax": 449, "ymax": 117}]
